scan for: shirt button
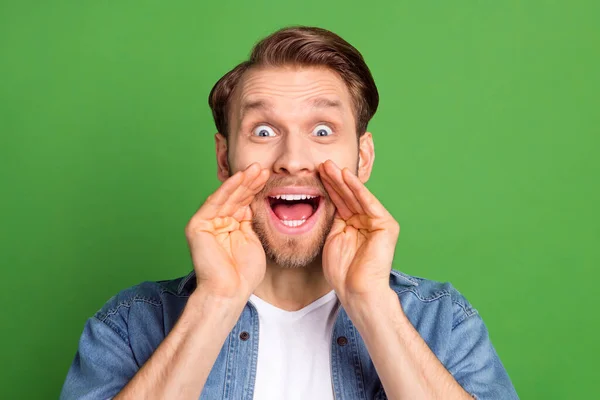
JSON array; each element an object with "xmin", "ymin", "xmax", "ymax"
[
  {"xmin": 240, "ymin": 331, "xmax": 250, "ymax": 341},
  {"xmin": 336, "ymin": 336, "xmax": 348, "ymax": 346}
]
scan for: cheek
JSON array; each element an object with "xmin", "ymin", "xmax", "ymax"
[
  {"xmin": 312, "ymin": 143, "xmax": 359, "ymax": 170},
  {"xmin": 231, "ymin": 143, "xmax": 277, "ymax": 171},
  {"xmin": 232, "ymin": 139, "xmax": 358, "ymax": 171}
]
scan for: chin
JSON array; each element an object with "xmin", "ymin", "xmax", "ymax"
[{"xmin": 251, "ymin": 192, "xmax": 335, "ymax": 269}]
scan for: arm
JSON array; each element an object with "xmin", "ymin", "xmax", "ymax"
[
  {"xmin": 343, "ymin": 288, "xmax": 518, "ymax": 400},
  {"xmin": 343, "ymin": 289, "xmax": 472, "ymax": 399},
  {"xmin": 317, "ymin": 161, "xmax": 517, "ymax": 398},
  {"xmin": 61, "ymin": 163, "xmax": 271, "ymax": 399},
  {"xmin": 113, "ymin": 289, "xmax": 246, "ymax": 400},
  {"xmin": 114, "ymin": 164, "xmax": 270, "ymax": 398},
  {"xmin": 59, "ymin": 289, "xmax": 247, "ymax": 400}
]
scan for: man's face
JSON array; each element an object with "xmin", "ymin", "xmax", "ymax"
[{"xmin": 216, "ymin": 66, "xmax": 372, "ymax": 268}]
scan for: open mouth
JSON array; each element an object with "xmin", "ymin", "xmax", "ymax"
[{"xmin": 267, "ymin": 194, "xmax": 321, "ymax": 229}]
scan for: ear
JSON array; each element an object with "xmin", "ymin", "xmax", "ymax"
[
  {"xmin": 357, "ymin": 132, "xmax": 375, "ymax": 183},
  {"xmin": 215, "ymin": 133, "xmax": 230, "ymax": 182}
]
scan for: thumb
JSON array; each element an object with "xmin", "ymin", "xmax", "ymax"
[
  {"xmin": 232, "ymin": 205, "xmax": 253, "ymax": 222},
  {"xmin": 327, "ymin": 211, "xmax": 347, "ymax": 237}
]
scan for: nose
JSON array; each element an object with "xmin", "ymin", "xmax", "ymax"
[{"xmin": 272, "ymin": 133, "xmax": 314, "ymax": 176}]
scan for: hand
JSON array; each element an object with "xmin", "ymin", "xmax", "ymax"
[
  {"xmin": 184, "ymin": 163, "xmax": 270, "ymax": 299},
  {"xmin": 318, "ymin": 160, "xmax": 400, "ymax": 301}
]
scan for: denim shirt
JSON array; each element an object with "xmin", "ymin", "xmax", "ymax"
[{"xmin": 60, "ymin": 269, "xmax": 519, "ymax": 399}]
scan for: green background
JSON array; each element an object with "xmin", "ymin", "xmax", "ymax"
[{"xmin": 1, "ymin": 0, "xmax": 598, "ymax": 398}]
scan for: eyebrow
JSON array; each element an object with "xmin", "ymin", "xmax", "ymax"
[{"xmin": 239, "ymin": 97, "xmax": 343, "ymax": 119}]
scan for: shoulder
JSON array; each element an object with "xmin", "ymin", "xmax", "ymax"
[
  {"xmin": 93, "ymin": 271, "xmax": 194, "ymax": 334},
  {"xmin": 388, "ymin": 271, "xmax": 517, "ymax": 397},
  {"xmin": 388, "ymin": 269, "xmax": 478, "ymax": 326}
]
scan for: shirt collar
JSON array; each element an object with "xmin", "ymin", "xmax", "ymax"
[{"xmin": 176, "ymin": 268, "xmax": 418, "ymax": 296}]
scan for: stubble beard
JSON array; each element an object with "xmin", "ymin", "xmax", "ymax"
[{"xmin": 250, "ymin": 176, "xmax": 336, "ymax": 269}]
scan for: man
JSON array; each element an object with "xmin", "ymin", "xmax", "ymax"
[{"xmin": 60, "ymin": 26, "xmax": 518, "ymax": 399}]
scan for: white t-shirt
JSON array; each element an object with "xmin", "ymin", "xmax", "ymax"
[{"xmin": 249, "ymin": 289, "xmax": 341, "ymax": 400}]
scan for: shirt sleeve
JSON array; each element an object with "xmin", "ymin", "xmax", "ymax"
[
  {"xmin": 446, "ymin": 310, "xmax": 519, "ymax": 399},
  {"xmin": 59, "ymin": 316, "xmax": 140, "ymax": 400}
]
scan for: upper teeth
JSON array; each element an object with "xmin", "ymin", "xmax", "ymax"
[{"xmin": 270, "ymin": 194, "xmax": 317, "ymax": 200}]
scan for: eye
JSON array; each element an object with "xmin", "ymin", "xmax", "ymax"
[
  {"xmin": 312, "ymin": 124, "xmax": 333, "ymax": 137},
  {"xmin": 252, "ymin": 125, "xmax": 276, "ymax": 137}
]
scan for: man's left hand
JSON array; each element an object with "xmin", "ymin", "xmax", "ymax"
[{"xmin": 318, "ymin": 160, "xmax": 400, "ymax": 302}]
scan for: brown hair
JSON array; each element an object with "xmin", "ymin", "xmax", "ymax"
[{"xmin": 208, "ymin": 26, "xmax": 379, "ymax": 138}]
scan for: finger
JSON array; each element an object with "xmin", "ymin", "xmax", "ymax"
[
  {"xmin": 217, "ymin": 164, "xmax": 265, "ymax": 217},
  {"xmin": 320, "ymin": 171, "xmax": 353, "ymax": 220},
  {"xmin": 196, "ymin": 164, "xmax": 261, "ymax": 220},
  {"xmin": 231, "ymin": 170, "xmax": 270, "ymax": 214},
  {"xmin": 227, "ymin": 169, "xmax": 271, "ymax": 206},
  {"xmin": 250, "ymin": 168, "xmax": 271, "ymax": 190},
  {"xmin": 224, "ymin": 168, "xmax": 270, "ymax": 212},
  {"xmin": 245, "ymin": 168, "xmax": 270, "ymax": 200},
  {"xmin": 318, "ymin": 163, "xmax": 354, "ymax": 217},
  {"xmin": 232, "ymin": 204, "xmax": 253, "ymax": 223},
  {"xmin": 321, "ymin": 160, "xmax": 365, "ymax": 215},
  {"xmin": 342, "ymin": 167, "xmax": 391, "ymax": 219},
  {"xmin": 197, "ymin": 170, "xmax": 246, "ymax": 219},
  {"xmin": 325, "ymin": 211, "xmax": 348, "ymax": 238},
  {"xmin": 225, "ymin": 163, "xmax": 262, "ymax": 205}
]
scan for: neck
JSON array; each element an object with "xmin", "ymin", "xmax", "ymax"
[{"xmin": 252, "ymin": 257, "xmax": 334, "ymax": 311}]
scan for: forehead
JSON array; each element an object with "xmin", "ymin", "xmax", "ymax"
[{"xmin": 230, "ymin": 66, "xmax": 354, "ymax": 118}]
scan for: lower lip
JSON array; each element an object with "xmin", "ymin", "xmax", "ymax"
[{"xmin": 266, "ymin": 198, "xmax": 324, "ymax": 235}]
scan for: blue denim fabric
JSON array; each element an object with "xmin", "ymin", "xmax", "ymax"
[{"xmin": 60, "ymin": 269, "xmax": 518, "ymax": 399}]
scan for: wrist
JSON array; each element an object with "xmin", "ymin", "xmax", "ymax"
[
  {"xmin": 339, "ymin": 286, "xmax": 396, "ymax": 309},
  {"xmin": 341, "ymin": 288, "xmax": 407, "ymax": 329},
  {"xmin": 186, "ymin": 288, "xmax": 248, "ymax": 328}
]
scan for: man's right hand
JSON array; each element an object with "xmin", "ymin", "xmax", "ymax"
[{"xmin": 184, "ymin": 162, "xmax": 270, "ymax": 300}]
